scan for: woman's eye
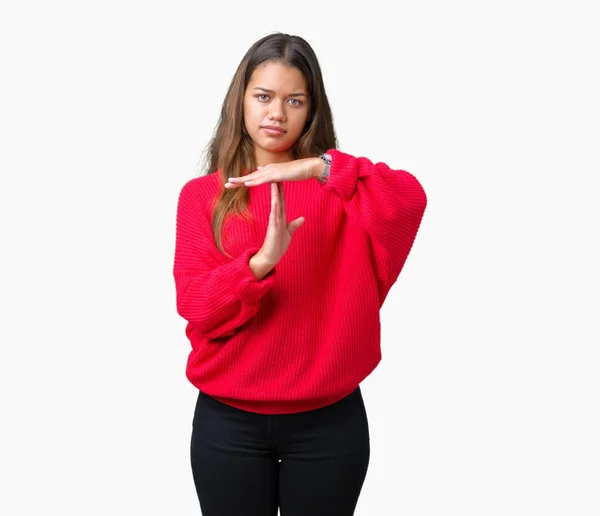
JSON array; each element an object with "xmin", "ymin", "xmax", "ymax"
[{"xmin": 256, "ymin": 94, "xmax": 302, "ymax": 106}]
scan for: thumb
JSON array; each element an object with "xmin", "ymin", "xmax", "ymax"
[{"xmin": 287, "ymin": 216, "xmax": 305, "ymax": 235}]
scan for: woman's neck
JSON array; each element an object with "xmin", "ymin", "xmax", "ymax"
[{"xmin": 254, "ymin": 149, "xmax": 294, "ymax": 167}]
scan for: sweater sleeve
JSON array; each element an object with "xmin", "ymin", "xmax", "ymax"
[
  {"xmin": 322, "ymin": 149, "xmax": 427, "ymax": 304},
  {"xmin": 173, "ymin": 180, "xmax": 277, "ymax": 339}
]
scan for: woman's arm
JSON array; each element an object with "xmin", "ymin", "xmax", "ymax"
[
  {"xmin": 173, "ymin": 180, "xmax": 276, "ymax": 339},
  {"xmin": 321, "ymin": 149, "xmax": 427, "ymax": 303}
]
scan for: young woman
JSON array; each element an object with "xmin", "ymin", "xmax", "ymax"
[{"xmin": 173, "ymin": 32, "xmax": 427, "ymax": 515}]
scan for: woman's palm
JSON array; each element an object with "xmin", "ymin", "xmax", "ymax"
[{"xmin": 260, "ymin": 182, "xmax": 304, "ymax": 265}]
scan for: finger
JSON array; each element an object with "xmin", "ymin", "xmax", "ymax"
[
  {"xmin": 228, "ymin": 173, "xmax": 256, "ymax": 183},
  {"xmin": 224, "ymin": 182, "xmax": 243, "ymax": 189},
  {"xmin": 278, "ymin": 181, "xmax": 286, "ymax": 213},
  {"xmin": 227, "ymin": 177, "xmax": 261, "ymax": 188},
  {"xmin": 245, "ymin": 171, "xmax": 273, "ymax": 186},
  {"xmin": 287, "ymin": 216, "xmax": 305, "ymax": 235},
  {"xmin": 271, "ymin": 182, "xmax": 279, "ymax": 215}
]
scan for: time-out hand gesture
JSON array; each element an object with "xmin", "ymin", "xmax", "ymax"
[
  {"xmin": 255, "ymin": 182, "xmax": 305, "ymax": 267},
  {"xmin": 225, "ymin": 157, "xmax": 321, "ymax": 188}
]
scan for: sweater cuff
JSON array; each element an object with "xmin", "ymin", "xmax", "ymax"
[
  {"xmin": 321, "ymin": 149, "xmax": 358, "ymax": 201},
  {"xmin": 232, "ymin": 247, "xmax": 277, "ymax": 303}
]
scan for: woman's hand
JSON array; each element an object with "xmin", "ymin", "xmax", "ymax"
[
  {"xmin": 253, "ymin": 182, "xmax": 305, "ymax": 268},
  {"xmin": 225, "ymin": 157, "xmax": 323, "ymax": 188}
]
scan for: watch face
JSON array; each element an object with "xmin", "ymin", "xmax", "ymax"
[{"xmin": 322, "ymin": 153, "xmax": 332, "ymax": 164}]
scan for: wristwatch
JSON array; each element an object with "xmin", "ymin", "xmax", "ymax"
[{"xmin": 318, "ymin": 153, "xmax": 332, "ymax": 185}]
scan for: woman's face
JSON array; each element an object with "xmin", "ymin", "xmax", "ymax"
[{"xmin": 243, "ymin": 61, "xmax": 310, "ymax": 165}]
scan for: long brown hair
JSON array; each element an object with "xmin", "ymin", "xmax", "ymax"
[{"xmin": 197, "ymin": 32, "xmax": 338, "ymax": 256}]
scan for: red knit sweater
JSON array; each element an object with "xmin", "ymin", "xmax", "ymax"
[{"xmin": 173, "ymin": 148, "xmax": 427, "ymax": 414}]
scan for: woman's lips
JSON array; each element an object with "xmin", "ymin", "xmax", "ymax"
[{"xmin": 261, "ymin": 126, "xmax": 286, "ymax": 136}]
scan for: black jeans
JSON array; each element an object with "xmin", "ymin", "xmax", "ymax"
[{"xmin": 190, "ymin": 386, "xmax": 370, "ymax": 516}]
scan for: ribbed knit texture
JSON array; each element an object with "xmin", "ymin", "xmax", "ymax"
[{"xmin": 173, "ymin": 149, "xmax": 427, "ymax": 414}]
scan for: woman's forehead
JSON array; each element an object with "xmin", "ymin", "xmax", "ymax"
[{"xmin": 248, "ymin": 62, "xmax": 307, "ymax": 92}]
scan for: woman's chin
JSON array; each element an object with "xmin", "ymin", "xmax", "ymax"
[{"xmin": 257, "ymin": 139, "xmax": 292, "ymax": 154}]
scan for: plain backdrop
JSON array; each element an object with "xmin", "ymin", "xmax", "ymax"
[{"xmin": 1, "ymin": 1, "xmax": 598, "ymax": 515}]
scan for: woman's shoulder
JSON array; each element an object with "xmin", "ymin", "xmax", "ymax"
[
  {"xmin": 176, "ymin": 171, "xmax": 223, "ymax": 219},
  {"xmin": 179, "ymin": 170, "xmax": 222, "ymax": 198}
]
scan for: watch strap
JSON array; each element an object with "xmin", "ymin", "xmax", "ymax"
[{"xmin": 318, "ymin": 153, "xmax": 332, "ymax": 184}]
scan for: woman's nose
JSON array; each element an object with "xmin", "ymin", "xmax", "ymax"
[{"xmin": 268, "ymin": 100, "xmax": 285, "ymax": 121}]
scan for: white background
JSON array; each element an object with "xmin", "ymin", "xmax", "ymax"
[{"xmin": 1, "ymin": 1, "xmax": 598, "ymax": 514}]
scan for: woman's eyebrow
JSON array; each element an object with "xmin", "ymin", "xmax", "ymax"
[{"xmin": 253, "ymin": 87, "xmax": 307, "ymax": 97}]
